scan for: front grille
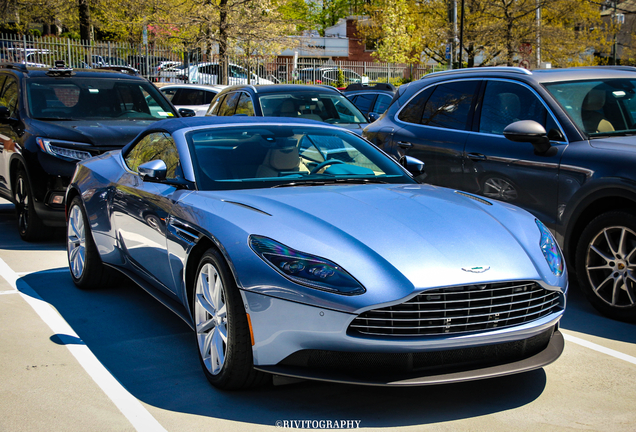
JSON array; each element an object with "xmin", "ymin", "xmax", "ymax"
[
  {"xmin": 349, "ymin": 281, "xmax": 562, "ymax": 337},
  {"xmin": 279, "ymin": 328, "xmax": 554, "ymax": 377}
]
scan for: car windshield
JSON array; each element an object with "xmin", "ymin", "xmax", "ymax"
[
  {"xmin": 258, "ymin": 91, "xmax": 367, "ymax": 125},
  {"xmin": 27, "ymin": 77, "xmax": 176, "ymax": 120},
  {"xmin": 187, "ymin": 125, "xmax": 413, "ymax": 190},
  {"xmin": 544, "ymin": 79, "xmax": 636, "ymax": 137}
]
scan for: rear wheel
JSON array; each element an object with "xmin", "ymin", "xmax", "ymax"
[
  {"xmin": 13, "ymin": 169, "xmax": 47, "ymax": 241},
  {"xmin": 67, "ymin": 196, "xmax": 120, "ymax": 289},
  {"xmin": 193, "ymin": 248, "xmax": 269, "ymax": 389},
  {"xmin": 575, "ymin": 211, "xmax": 636, "ymax": 322}
]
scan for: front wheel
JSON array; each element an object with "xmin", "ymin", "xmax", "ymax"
[
  {"xmin": 193, "ymin": 248, "xmax": 269, "ymax": 389},
  {"xmin": 67, "ymin": 196, "xmax": 120, "ymax": 289},
  {"xmin": 13, "ymin": 169, "xmax": 47, "ymax": 241},
  {"xmin": 575, "ymin": 211, "xmax": 636, "ymax": 322}
]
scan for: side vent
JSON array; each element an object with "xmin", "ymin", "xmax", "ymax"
[
  {"xmin": 168, "ymin": 218, "xmax": 199, "ymax": 244},
  {"xmin": 454, "ymin": 191, "xmax": 493, "ymax": 206},
  {"xmin": 222, "ymin": 200, "xmax": 272, "ymax": 216}
]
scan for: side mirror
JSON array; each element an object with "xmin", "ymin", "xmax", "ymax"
[
  {"xmin": 139, "ymin": 160, "xmax": 167, "ymax": 181},
  {"xmin": 178, "ymin": 108, "xmax": 196, "ymax": 118},
  {"xmin": 503, "ymin": 120, "xmax": 551, "ymax": 154},
  {"xmin": 368, "ymin": 112, "xmax": 380, "ymax": 123},
  {"xmin": 400, "ymin": 155, "xmax": 425, "ymax": 176}
]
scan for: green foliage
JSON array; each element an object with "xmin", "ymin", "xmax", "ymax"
[
  {"xmin": 336, "ymin": 67, "xmax": 346, "ymax": 88},
  {"xmin": 60, "ymin": 31, "xmax": 81, "ymax": 40},
  {"xmin": 359, "ymin": 0, "xmax": 612, "ymax": 67},
  {"xmin": 0, "ymin": 22, "xmax": 27, "ymax": 35}
]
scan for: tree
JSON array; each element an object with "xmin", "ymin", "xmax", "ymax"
[{"xmin": 358, "ymin": 0, "xmax": 613, "ymax": 67}]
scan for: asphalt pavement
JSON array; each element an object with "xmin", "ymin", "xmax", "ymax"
[{"xmin": 1, "ymin": 198, "xmax": 635, "ymax": 432}]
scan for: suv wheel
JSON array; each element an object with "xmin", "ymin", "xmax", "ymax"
[
  {"xmin": 13, "ymin": 169, "xmax": 47, "ymax": 241},
  {"xmin": 575, "ymin": 211, "xmax": 636, "ymax": 322}
]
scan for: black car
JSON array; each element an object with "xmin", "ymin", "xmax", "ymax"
[
  {"xmin": 343, "ymin": 82, "xmax": 396, "ymax": 120},
  {"xmin": 0, "ymin": 61, "xmax": 183, "ymax": 241},
  {"xmin": 364, "ymin": 66, "xmax": 636, "ymax": 322},
  {"xmin": 206, "ymin": 84, "xmax": 368, "ymax": 134}
]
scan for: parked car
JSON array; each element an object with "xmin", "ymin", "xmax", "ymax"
[
  {"xmin": 5, "ymin": 48, "xmax": 52, "ymax": 67},
  {"xmin": 164, "ymin": 62, "xmax": 275, "ymax": 85},
  {"xmin": 127, "ymin": 55, "xmax": 171, "ymax": 76},
  {"xmin": 297, "ymin": 67, "xmax": 369, "ymax": 87},
  {"xmin": 343, "ymin": 82, "xmax": 396, "ymax": 120},
  {"xmin": 65, "ymin": 116, "xmax": 566, "ymax": 390},
  {"xmin": 206, "ymin": 84, "xmax": 368, "ymax": 134},
  {"xmin": 160, "ymin": 84, "xmax": 226, "ymax": 116},
  {"xmin": 0, "ymin": 61, "xmax": 185, "ymax": 241},
  {"xmin": 363, "ymin": 66, "xmax": 636, "ymax": 322}
]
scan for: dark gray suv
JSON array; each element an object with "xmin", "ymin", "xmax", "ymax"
[{"xmin": 364, "ymin": 66, "xmax": 636, "ymax": 322}]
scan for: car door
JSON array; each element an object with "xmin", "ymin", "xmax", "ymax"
[
  {"xmin": 463, "ymin": 79, "xmax": 567, "ymax": 227},
  {"xmin": 111, "ymin": 131, "xmax": 183, "ymax": 294},
  {"xmin": 391, "ymin": 79, "xmax": 481, "ymax": 190}
]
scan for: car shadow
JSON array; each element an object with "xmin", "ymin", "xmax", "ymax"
[
  {"xmin": 19, "ymin": 268, "xmax": 548, "ymax": 428},
  {"xmin": 0, "ymin": 200, "xmax": 66, "ymax": 250}
]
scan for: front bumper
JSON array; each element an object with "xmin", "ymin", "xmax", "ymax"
[{"xmin": 243, "ymin": 290, "xmax": 564, "ymax": 386}]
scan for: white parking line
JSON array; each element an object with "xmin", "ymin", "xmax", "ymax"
[
  {"xmin": 0, "ymin": 258, "xmax": 167, "ymax": 432},
  {"xmin": 563, "ymin": 332, "xmax": 636, "ymax": 366}
]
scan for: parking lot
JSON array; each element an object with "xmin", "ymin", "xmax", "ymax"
[{"xmin": 0, "ymin": 197, "xmax": 634, "ymax": 432}]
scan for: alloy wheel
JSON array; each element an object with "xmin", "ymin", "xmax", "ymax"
[
  {"xmin": 67, "ymin": 204, "xmax": 86, "ymax": 279},
  {"xmin": 585, "ymin": 225, "xmax": 636, "ymax": 308},
  {"xmin": 483, "ymin": 177, "xmax": 518, "ymax": 201},
  {"xmin": 195, "ymin": 263, "xmax": 228, "ymax": 375}
]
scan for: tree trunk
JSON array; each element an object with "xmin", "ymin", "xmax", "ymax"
[
  {"xmin": 218, "ymin": 0, "xmax": 229, "ymax": 85},
  {"xmin": 79, "ymin": 0, "xmax": 91, "ymax": 41}
]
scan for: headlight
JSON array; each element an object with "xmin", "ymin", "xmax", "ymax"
[
  {"xmin": 536, "ymin": 219, "xmax": 563, "ymax": 276},
  {"xmin": 249, "ymin": 235, "xmax": 365, "ymax": 295},
  {"xmin": 36, "ymin": 137, "xmax": 93, "ymax": 161}
]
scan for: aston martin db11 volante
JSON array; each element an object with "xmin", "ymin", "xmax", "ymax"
[{"xmin": 65, "ymin": 116, "xmax": 568, "ymax": 389}]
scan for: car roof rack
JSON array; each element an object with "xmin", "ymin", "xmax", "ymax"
[
  {"xmin": 344, "ymin": 82, "xmax": 396, "ymax": 92},
  {"xmin": 0, "ymin": 62, "xmax": 28, "ymax": 73},
  {"xmin": 422, "ymin": 66, "xmax": 533, "ymax": 79},
  {"xmin": 46, "ymin": 60, "xmax": 75, "ymax": 77}
]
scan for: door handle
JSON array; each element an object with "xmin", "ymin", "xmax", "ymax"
[
  {"xmin": 397, "ymin": 141, "xmax": 413, "ymax": 149},
  {"xmin": 467, "ymin": 152, "xmax": 486, "ymax": 161}
]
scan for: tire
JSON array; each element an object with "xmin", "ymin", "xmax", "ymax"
[
  {"xmin": 575, "ymin": 211, "xmax": 636, "ymax": 322},
  {"xmin": 193, "ymin": 248, "xmax": 269, "ymax": 390},
  {"xmin": 13, "ymin": 169, "xmax": 47, "ymax": 241},
  {"xmin": 67, "ymin": 196, "xmax": 120, "ymax": 289}
]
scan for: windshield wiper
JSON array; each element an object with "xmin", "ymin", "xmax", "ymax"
[{"xmin": 272, "ymin": 178, "xmax": 388, "ymax": 188}]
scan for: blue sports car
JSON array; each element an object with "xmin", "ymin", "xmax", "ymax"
[{"xmin": 65, "ymin": 116, "xmax": 567, "ymax": 389}]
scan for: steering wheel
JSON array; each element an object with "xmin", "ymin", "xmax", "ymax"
[{"xmin": 309, "ymin": 159, "xmax": 346, "ymax": 174}]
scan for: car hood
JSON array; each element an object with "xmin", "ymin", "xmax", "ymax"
[
  {"xmin": 337, "ymin": 122, "xmax": 367, "ymax": 135},
  {"xmin": 188, "ymin": 184, "xmax": 556, "ymax": 308},
  {"xmin": 32, "ymin": 119, "xmax": 159, "ymax": 147},
  {"xmin": 590, "ymin": 135, "xmax": 636, "ymax": 152}
]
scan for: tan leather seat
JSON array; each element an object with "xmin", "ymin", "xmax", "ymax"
[
  {"xmin": 581, "ymin": 88, "xmax": 614, "ymax": 133},
  {"xmin": 256, "ymin": 141, "xmax": 301, "ymax": 177}
]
